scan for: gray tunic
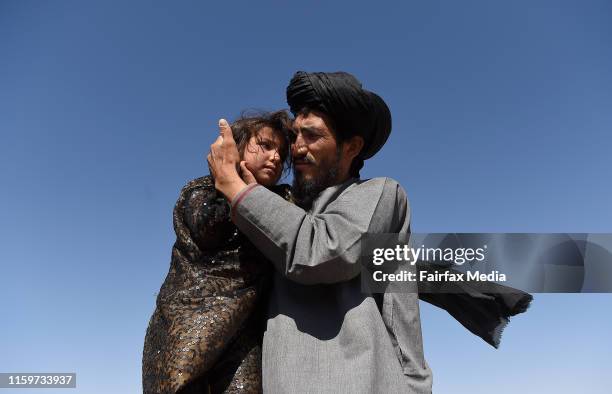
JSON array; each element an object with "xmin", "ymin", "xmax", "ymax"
[{"xmin": 231, "ymin": 177, "xmax": 433, "ymax": 394}]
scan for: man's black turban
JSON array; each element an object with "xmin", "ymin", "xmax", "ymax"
[{"xmin": 286, "ymin": 71, "xmax": 392, "ymax": 160}]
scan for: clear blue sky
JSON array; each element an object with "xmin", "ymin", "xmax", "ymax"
[{"xmin": 1, "ymin": 1, "xmax": 611, "ymax": 393}]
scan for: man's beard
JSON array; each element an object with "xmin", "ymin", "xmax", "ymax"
[{"xmin": 292, "ymin": 153, "xmax": 342, "ymax": 211}]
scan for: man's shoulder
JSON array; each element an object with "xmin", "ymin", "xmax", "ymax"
[
  {"xmin": 351, "ymin": 177, "xmax": 407, "ymax": 198},
  {"xmin": 357, "ymin": 176, "xmax": 400, "ymax": 186},
  {"xmin": 327, "ymin": 177, "xmax": 408, "ymax": 211}
]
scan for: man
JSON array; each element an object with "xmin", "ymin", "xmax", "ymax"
[{"xmin": 208, "ymin": 71, "xmax": 433, "ymax": 393}]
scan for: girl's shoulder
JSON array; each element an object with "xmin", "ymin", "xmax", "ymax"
[{"xmin": 180, "ymin": 175, "xmax": 216, "ymax": 196}]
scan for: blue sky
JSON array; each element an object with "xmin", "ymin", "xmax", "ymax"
[{"xmin": 1, "ymin": 1, "xmax": 611, "ymax": 392}]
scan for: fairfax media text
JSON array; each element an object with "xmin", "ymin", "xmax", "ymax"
[{"xmin": 373, "ymin": 270, "xmax": 507, "ymax": 283}]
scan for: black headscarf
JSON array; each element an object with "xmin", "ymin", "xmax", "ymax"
[{"xmin": 286, "ymin": 71, "xmax": 392, "ymax": 160}]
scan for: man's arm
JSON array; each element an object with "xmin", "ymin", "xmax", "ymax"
[{"xmin": 231, "ymin": 178, "xmax": 409, "ymax": 285}]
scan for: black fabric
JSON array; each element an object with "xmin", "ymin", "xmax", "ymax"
[
  {"xmin": 286, "ymin": 71, "xmax": 392, "ymax": 160},
  {"xmin": 416, "ymin": 261, "xmax": 533, "ymax": 348}
]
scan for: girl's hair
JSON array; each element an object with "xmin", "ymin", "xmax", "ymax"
[{"xmin": 231, "ymin": 110, "xmax": 293, "ymax": 178}]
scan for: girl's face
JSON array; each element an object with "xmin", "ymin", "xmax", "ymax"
[{"xmin": 242, "ymin": 126, "xmax": 285, "ymax": 186}]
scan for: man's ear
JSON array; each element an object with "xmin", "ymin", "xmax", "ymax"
[{"xmin": 344, "ymin": 135, "xmax": 365, "ymax": 161}]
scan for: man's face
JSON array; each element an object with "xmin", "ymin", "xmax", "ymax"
[
  {"xmin": 290, "ymin": 111, "xmax": 347, "ymax": 208},
  {"xmin": 291, "ymin": 112, "xmax": 341, "ymax": 184}
]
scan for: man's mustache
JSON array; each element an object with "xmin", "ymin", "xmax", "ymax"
[{"xmin": 293, "ymin": 155, "xmax": 316, "ymax": 165}]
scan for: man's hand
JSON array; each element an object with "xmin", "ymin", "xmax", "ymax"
[
  {"xmin": 240, "ymin": 161, "xmax": 257, "ymax": 185},
  {"xmin": 207, "ymin": 119, "xmax": 248, "ymax": 201}
]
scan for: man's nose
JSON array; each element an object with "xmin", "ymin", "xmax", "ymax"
[
  {"xmin": 292, "ymin": 138, "xmax": 307, "ymax": 156},
  {"xmin": 293, "ymin": 132, "xmax": 307, "ymax": 149}
]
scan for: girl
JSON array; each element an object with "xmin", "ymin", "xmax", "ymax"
[{"xmin": 143, "ymin": 110, "xmax": 292, "ymax": 394}]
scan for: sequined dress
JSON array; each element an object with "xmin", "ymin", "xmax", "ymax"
[{"xmin": 142, "ymin": 176, "xmax": 290, "ymax": 393}]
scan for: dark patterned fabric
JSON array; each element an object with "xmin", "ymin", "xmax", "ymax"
[{"xmin": 142, "ymin": 176, "xmax": 290, "ymax": 394}]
